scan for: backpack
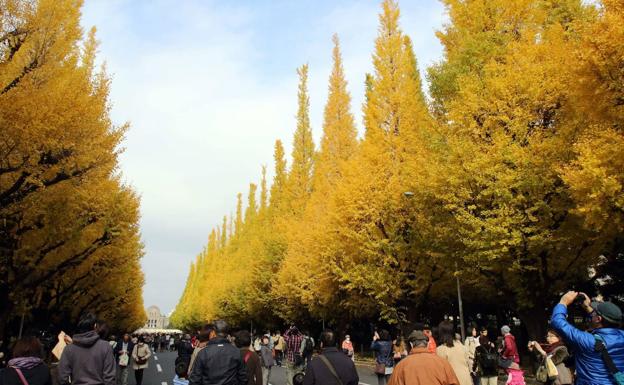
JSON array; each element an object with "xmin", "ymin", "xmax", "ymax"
[
  {"xmin": 303, "ymin": 337, "xmax": 314, "ymax": 355},
  {"xmin": 480, "ymin": 348, "xmax": 499, "ymax": 372},
  {"xmin": 175, "ymin": 356, "xmax": 190, "ymax": 378}
]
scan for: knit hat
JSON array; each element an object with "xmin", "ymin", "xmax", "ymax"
[
  {"xmin": 501, "ymin": 325, "xmax": 511, "ymax": 334},
  {"xmin": 591, "ymin": 301, "xmax": 623, "ymax": 324}
]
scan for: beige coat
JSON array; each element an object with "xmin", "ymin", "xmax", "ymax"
[
  {"xmin": 132, "ymin": 343, "xmax": 151, "ymax": 370},
  {"xmin": 436, "ymin": 341, "xmax": 473, "ymax": 385}
]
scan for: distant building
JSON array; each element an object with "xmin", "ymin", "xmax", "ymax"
[{"xmin": 144, "ymin": 305, "xmax": 169, "ymax": 329}]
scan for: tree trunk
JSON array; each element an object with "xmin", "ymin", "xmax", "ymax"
[{"xmin": 518, "ymin": 308, "xmax": 549, "ymax": 340}]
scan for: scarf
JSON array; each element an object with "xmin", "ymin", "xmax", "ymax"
[
  {"xmin": 544, "ymin": 341, "xmax": 563, "ymax": 354},
  {"xmin": 8, "ymin": 356, "xmax": 43, "ymax": 370}
]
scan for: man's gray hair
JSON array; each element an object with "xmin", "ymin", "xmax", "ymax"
[{"xmin": 214, "ymin": 319, "xmax": 229, "ymax": 337}]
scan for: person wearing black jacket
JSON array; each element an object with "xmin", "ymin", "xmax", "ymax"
[
  {"xmin": 0, "ymin": 336, "xmax": 52, "ymax": 385},
  {"xmin": 188, "ymin": 320, "xmax": 246, "ymax": 385},
  {"xmin": 303, "ymin": 329, "xmax": 359, "ymax": 385},
  {"xmin": 113, "ymin": 334, "xmax": 134, "ymax": 385},
  {"xmin": 473, "ymin": 335, "xmax": 498, "ymax": 385}
]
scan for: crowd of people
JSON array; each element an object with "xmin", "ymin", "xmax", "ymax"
[{"xmin": 0, "ymin": 291, "xmax": 622, "ymax": 385}]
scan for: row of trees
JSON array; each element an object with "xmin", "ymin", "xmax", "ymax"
[
  {"xmin": 0, "ymin": 0, "xmax": 146, "ymax": 338},
  {"xmin": 172, "ymin": 0, "xmax": 624, "ymax": 338}
]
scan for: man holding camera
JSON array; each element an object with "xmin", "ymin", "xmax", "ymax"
[{"xmin": 550, "ymin": 291, "xmax": 624, "ymax": 385}]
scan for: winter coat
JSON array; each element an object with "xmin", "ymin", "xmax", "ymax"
[
  {"xmin": 436, "ymin": 341, "xmax": 472, "ymax": 385},
  {"xmin": 387, "ymin": 347, "xmax": 460, "ymax": 385},
  {"xmin": 188, "ymin": 337, "xmax": 246, "ymax": 385},
  {"xmin": 131, "ymin": 343, "xmax": 151, "ymax": 370},
  {"xmin": 532, "ymin": 345, "xmax": 572, "ymax": 385},
  {"xmin": 1, "ymin": 362, "xmax": 52, "ymax": 385},
  {"xmin": 302, "ymin": 347, "xmax": 359, "ymax": 385},
  {"xmin": 502, "ymin": 334, "xmax": 520, "ymax": 364},
  {"xmin": 58, "ymin": 330, "xmax": 116, "ymax": 385},
  {"xmin": 550, "ymin": 303, "xmax": 624, "ymax": 385},
  {"xmin": 371, "ymin": 340, "xmax": 394, "ymax": 367}
]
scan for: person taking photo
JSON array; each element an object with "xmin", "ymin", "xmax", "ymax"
[{"xmin": 550, "ymin": 290, "xmax": 624, "ymax": 385}]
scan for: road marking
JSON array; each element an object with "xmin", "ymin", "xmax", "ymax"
[
  {"xmin": 157, "ymin": 364, "xmax": 162, "ymax": 372},
  {"xmin": 154, "ymin": 356, "xmax": 158, "ymax": 360},
  {"xmin": 161, "ymin": 382, "xmax": 167, "ymax": 385}
]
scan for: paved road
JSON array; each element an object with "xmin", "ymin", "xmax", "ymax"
[{"xmin": 126, "ymin": 348, "xmax": 379, "ymax": 385}]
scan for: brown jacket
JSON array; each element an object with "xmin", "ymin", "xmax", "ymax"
[
  {"xmin": 240, "ymin": 348, "xmax": 262, "ymax": 385},
  {"xmin": 387, "ymin": 347, "xmax": 460, "ymax": 385}
]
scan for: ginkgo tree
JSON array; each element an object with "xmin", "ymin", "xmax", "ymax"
[
  {"xmin": 1, "ymin": 0, "xmax": 145, "ymax": 337},
  {"xmin": 172, "ymin": 0, "xmax": 624, "ymax": 338}
]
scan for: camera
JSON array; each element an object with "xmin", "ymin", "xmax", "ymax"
[{"xmin": 574, "ymin": 293, "xmax": 587, "ymax": 306}]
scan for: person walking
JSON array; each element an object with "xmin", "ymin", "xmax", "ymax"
[
  {"xmin": 113, "ymin": 334, "xmax": 134, "ymax": 385},
  {"xmin": 274, "ymin": 333, "xmax": 285, "ymax": 367},
  {"xmin": 169, "ymin": 335, "xmax": 176, "ymax": 351},
  {"xmin": 283, "ymin": 326, "xmax": 304, "ymax": 385},
  {"xmin": 302, "ymin": 329, "xmax": 359, "ymax": 385},
  {"xmin": 528, "ymin": 329, "xmax": 572, "ymax": 385},
  {"xmin": 473, "ymin": 334, "xmax": 498, "ymax": 385},
  {"xmin": 131, "ymin": 336, "xmax": 151, "ymax": 385},
  {"xmin": 300, "ymin": 331, "xmax": 315, "ymax": 369},
  {"xmin": 550, "ymin": 291, "xmax": 624, "ymax": 385},
  {"xmin": 234, "ymin": 330, "xmax": 262, "ymax": 385},
  {"xmin": 371, "ymin": 329, "xmax": 394, "ymax": 385},
  {"xmin": 58, "ymin": 313, "xmax": 116, "ymax": 385},
  {"xmin": 259, "ymin": 336, "xmax": 274, "ymax": 385},
  {"xmin": 499, "ymin": 325, "xmax": 525, "ymax": 385},
  {"xmin": 388, "ymin": 330, "xmax": 460, "ymax": 385},
  {"xmin": 436, "ymin": 321, "xmax": 472, "ymax": 385},
  {"xmin": 2, "ymin": 336, "xmax": 52, "ymax": 385},
  {"xmin": 342, "ymin": 335, "xmax": 355, "ymax": 362},
  {"xmin": 464, "ymin": 326, "xmax": 480, "ymax": 385},
  {"xmin": 188, "ymin": 320, "xmax": 246, "ymax": 385}
]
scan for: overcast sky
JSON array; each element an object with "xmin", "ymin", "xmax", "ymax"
[{"xmin": 80, "ymin": 0, "xmax": 447, "ymax": 316}]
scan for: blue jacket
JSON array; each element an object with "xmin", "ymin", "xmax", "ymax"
[
  {"xmin": 550, "ymin": 303, "xmax": 624, "ymax": 385},
  {"xmin": 370, "ymin": 340, "xmax": 394, "ymax": 367}
]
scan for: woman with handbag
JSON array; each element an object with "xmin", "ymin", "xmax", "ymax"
[
  {"xmin": 371, "ymin": 330, "xmax": 394, "ymax": 385},
  {"xmin": 1, "ymin": 337, "xmax": 51, "ymax": 385},
  {"xmin": 528, "ymin": 329, "xmax": 572, "ymax": 385},
  {"xmin": 132, "ymin": 336, "xmax": 151, "ymax": 385}
]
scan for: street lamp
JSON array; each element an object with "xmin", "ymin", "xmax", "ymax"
[{"xmin": 402, "ymin": 191, "xmax": 466, "ymax": 341}]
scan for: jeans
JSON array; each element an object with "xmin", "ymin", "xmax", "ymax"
[
  {"xmin": 261, "ymin": 367, "xmax": 271, "ymax": 385},
  {"xmin": 116, "ymin": 366, "xmax": 128, "ymax": 385},
  {"xmin": 134, "ymin": 369, "xmax": 144, "ymax": 385},
  {"xmin": 285, "ymin": 362, "xmax": 303, "ymax": 385}
]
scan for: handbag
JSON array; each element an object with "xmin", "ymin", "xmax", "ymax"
[
  {"xmin": 535, "ymin": 362, "xmax": 548, "ymax": 383},
  {"xmin": 546, "ymin": 355, "xmax": 559, "ymax": 380},
  {"xmin": 119, "ymin": 353, "xmax": 129, "ymax": 367},
  {"xmin": 374, "ymin": 362, "xmax": 385, "ymax": 375}
]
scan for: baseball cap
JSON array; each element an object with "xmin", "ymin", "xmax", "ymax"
[
  {"xmin": 408, "ymin": 330, "xmax": 429, "ymax": 343},
  {"xmin": 591, "ymin": 301, "xmax": 623, "ymax": 324}
]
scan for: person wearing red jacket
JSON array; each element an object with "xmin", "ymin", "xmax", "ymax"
[{"xmin": 500, "ymin": 326, "xmax": 519, "ymax": 364}]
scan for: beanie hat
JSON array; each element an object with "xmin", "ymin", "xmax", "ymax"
[
  {"xmin": 591, "ymin": 301, "xmax": 623, "ymax": 324},
  {"xmin": 501, "ymin": 325, "xmax": 511, "ymax": 334}
]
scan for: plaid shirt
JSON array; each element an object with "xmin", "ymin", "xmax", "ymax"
[{"xmin": 283, "ymin": 329, "xmax": 303, "ymax": 363}]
